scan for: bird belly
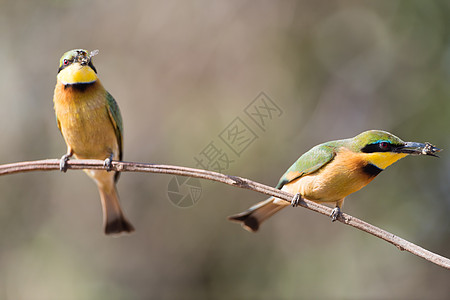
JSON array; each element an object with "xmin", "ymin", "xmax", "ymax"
[
  {"xmin": 283, "ymin": 151, "xmax": 377, "ymax": 202},
  {"xmin": 60, "ymin": 108, "xmax": 118, "ymax": 160},
  {"xmin": 54, "ymin": 83, "xmax": 119, "ymax": 161}
]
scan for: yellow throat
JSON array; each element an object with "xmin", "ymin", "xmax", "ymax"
[
  {"xmin": 57, "ymin": 63, "xmax": 97, "ymax": 85},
  {"xmin": 364, "ymin": 152, "xmax": 408, "ymax": 170}
]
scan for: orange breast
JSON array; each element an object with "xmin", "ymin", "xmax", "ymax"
[
  {"xmin": 53, "ymin": 80, "xmax": 119, "ymax": 161},
  {"xmin": 282, "ymin": 148, "xmax": 378, "ymax": 202}
]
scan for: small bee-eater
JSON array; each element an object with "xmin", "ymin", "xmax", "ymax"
[
  {"xmin": 229, "ymin": 130, "xmax": 440, "ymax": 232},
  {"xmin": 53, "ymin": 49, "xmax": 134, "ymax": 235}
]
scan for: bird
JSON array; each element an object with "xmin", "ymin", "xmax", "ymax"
[
  {"xmin": 53, "ymin": 49, "xmax": 134, "ymax": 235},
  {"xmin": 228, "ymin": 130, "xmax": 440, "ymax": 232}
]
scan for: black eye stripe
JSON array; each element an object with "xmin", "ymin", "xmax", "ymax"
[
  {"xmin": 361, "ymin": 142, "xmax": 392, "ymax": 153},
  {"xmin": 361, "ymin": 143, "xmax": 382, "ymax": 153},
  {"xmin": 88, "ymin": 60, "xmax": 97, "ymax": 73},
  {"xmin": 58, "ymin": 57, "xmax": 73, "ymax": 73},
  {"xmin": 361, "ymin": 142, "xmax": 400, "ymax": 153},
  {"xmin": 57, "ymin": 57, "xmax": 96, "ymax": 74}
]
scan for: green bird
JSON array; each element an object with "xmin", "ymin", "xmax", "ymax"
[
  {"xmin": 53, "ymin": 49, "xmax": 134, "ymax": 235},
  {"xmin": 229, "ymin": 130, "xmax": 440, "ymax": 232}
]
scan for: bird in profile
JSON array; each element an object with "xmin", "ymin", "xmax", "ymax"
[
  {"xmin": 228, "ymin": 130, "xmax": 441, "ymax": 232},
  {"xmin": 53, "ymin": 49, "xmax": 134, "ymax": 235}
]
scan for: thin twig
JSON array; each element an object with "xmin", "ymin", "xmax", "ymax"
[{"xmin": 0, "ymin": 158, "xmax": 449, "ymax": 270}]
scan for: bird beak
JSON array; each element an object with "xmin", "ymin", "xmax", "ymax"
[{"xmin": 396, "ymin": 142, "xmax": 442, "ymax": 157}]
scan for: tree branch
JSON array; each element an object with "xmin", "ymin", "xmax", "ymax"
[{"xmin": 0, "ymin": 158, "xmax": 449, "ymax": 270}]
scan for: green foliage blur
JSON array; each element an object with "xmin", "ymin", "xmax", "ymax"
[{"xmin": 0, "ymin": 0, "xmax": 449, "ymax": 299}]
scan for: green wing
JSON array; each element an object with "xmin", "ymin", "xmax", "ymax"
[
  {"xmin": 106, "ymin": 92, "xmax": 123, "ymax": 182},
  {"xmin": 106, "ymin": 92, "xmax": 123, "ymax": 160},
  {"xmin": 276, "ymin": 143, "xmax": 336, "ymax": 189}
]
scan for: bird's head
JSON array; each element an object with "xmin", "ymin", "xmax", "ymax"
[
  {"xmin": 349, "ymin": 130, "xmax": 441, "ymax": 170},
  {"xmin": 57, "ymin": 49, "xmax": 99, "ymax": 85}
]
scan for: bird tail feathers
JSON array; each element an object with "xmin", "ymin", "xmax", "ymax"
[
  {"xmin": 98, "ymin": 185, "xmax": 135, "ymax": 235},
  {"xmin": 228, "ymin": 197, "xmax": 289, "ymax": 232}
]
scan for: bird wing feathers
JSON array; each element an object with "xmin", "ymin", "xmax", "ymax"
[
  {"xmin": 105, "ymin": 92, "xmax": 123, "ymax": 162},
  {"xmin": 276, "ymin": 144, "xmax": 336, "ymax": 189},
  {"xmin": 106, "ymin": 92, "xmax": 123, "ymax": 183}
]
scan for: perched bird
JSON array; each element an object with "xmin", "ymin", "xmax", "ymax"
[
  {"xmin": 53, "ymin": 49, "xmax": 134, "ymax": 235},
  {"xmin": 228, "ymin": 130, "xmax": 440, "ymax": 232}
]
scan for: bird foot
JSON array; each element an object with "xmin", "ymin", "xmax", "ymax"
[
  {"xmin": 59, "ymin": 153, "xmax": 72, "ymax": 172},
  {"xmin": 330, "ymin": 207, "xmax": 341, "ymax": 222},
  {"xmin": 104, "ymin": 155, "xmax": 113, "ymax": 172},
  {"xmin": 291, "ymin": 193, "xmax": 302, "ymax": 207}
]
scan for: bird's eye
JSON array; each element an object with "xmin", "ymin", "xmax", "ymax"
[
  {"xmin": 63, "ymin": 59, "xmax": 69, "ymax": 65},
  {"xmin": 379, "ymin": 141, "xmax": 389, "ymax": 149}
]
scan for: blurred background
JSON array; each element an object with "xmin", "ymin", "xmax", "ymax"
[{"xmin": 0, "ymin": 0, "xmax": 449, "ymax": 299}]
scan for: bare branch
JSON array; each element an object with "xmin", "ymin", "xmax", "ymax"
[{"xmin": 0, "ymin": 158, "xmax": 449, "ymax": 270}]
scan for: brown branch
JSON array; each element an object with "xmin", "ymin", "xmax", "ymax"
[{"xmin": 1, "ymin": 158, "xmax": 449, "ymax": 270}]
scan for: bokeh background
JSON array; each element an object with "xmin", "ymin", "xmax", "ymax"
[{"xmin": 1, "ymin": 0, "xmax": 449, "ymax": 299}]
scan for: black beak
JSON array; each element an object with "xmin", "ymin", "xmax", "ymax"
[{"xmin": 395, "ymin": 142, "xmax": 442, "ymax": 157}]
